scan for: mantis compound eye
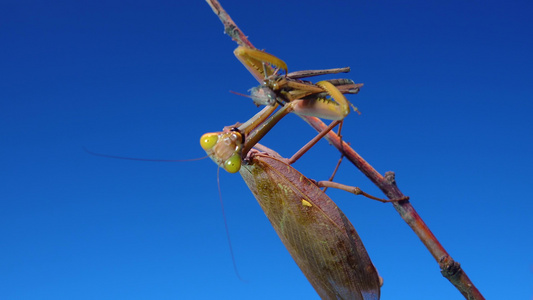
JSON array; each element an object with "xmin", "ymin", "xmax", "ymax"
[
  {"xmin": 200, "ymin": 133, "xmax": 219, "ymax": 150},
  {"xmin": 224, "ymin": 153, "xmax": 241, "ymax": 173}
]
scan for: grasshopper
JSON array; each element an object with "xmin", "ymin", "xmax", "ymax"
[{"xmin": 234, "ymin": 46, "xmax": 362, "ymax": 121}]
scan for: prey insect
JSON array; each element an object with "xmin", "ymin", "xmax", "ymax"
[{"xmin": 233, "ymin": 46, "xmax": 363, "ymax": 121}]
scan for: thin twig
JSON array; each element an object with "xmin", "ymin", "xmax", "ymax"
[
  {"xmin": 205, "ymin": 0, "xmax": 484, "ymax": 299},
  {"xmin": 316, "ymin": 181, "xmax": 405, "ymax": 203},
  {"xmin": 322, "ymin": 154, "xmax": 344, "ymax": 193}
]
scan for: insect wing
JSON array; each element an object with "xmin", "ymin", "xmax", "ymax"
[{"xmin": 240, "ymin": 154, "xmax": 380, "ymax": 300}]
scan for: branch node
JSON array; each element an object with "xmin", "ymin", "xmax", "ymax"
[
  {"xmin": 440, "ymin": 256, "xmax": 462, "ymax": 278},
  {"xmin": 225, "ymin": 24, "xmax": 238, "ymax": 38},
  {"xmin": 384, "ymin": 171, "xmax": 397, "ymax": 186}
]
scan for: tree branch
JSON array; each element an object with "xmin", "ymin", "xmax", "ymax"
[{"xmin": 302, "ymin": 116, "xmax": 484, "ymax": 300}]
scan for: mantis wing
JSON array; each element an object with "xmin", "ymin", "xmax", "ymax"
[{"xmin": 240, "ymin": 150, "xmax": 381, "ymax": 300}]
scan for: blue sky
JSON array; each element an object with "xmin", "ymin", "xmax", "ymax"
[{"xmin": 1, "ymin": 1, "xmax": 532, "ymax": 299}]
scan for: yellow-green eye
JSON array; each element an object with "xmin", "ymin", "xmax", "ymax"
[
  {"xmin": 224, "ymin": 154, "xmax": 241, "ymax": 173},
  {"xmin": 200, "ymin": 133, "xmax": 218, "ymax": 150}
]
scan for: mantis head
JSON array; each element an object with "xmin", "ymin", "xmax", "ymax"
[{"xmin": 200, "ymin": 129, "xmax": 244, "ymax": 173}]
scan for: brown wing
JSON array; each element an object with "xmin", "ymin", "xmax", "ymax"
[{"xmin": 240, "ymin": 153, "xmax": 380, "ymax": 300}]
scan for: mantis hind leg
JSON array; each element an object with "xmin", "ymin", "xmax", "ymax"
[{"xmin": 293, "ymin": 81, "xmax": 352, "ymax": 121}]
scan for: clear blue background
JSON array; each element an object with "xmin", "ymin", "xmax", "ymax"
[{"xmin": 1, "ymin": 1, "xmax": 532, "ymax": 299}]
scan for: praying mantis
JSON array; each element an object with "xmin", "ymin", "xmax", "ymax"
[
  {"xmin": 201, "ymin": 101, "xmax": 384, "ymax": 300},
  {"xmin": 200, "ymin": 26, "xmax": 392, "ymax": 297}
]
